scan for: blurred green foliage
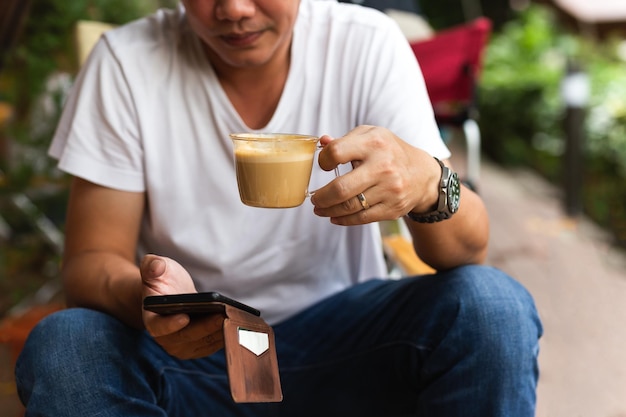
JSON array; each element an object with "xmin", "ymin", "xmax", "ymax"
[
  {"xmin": 5, "ymin": 0, "xmax": 177, "ymax": 113},
  {"xmin": 1, "ymin": 0, "xmax": 177, "ymax": 188},
  {"xmin": 479, "ymin": 5, "xmax": 565, "ymax": 169},
  {"xmin": 479, "ymin": 4, "xmax": 626, "ymax": 246},
  {"xmin": 0, "ymin": 0, "xmax": 177, "ymax": 312}
]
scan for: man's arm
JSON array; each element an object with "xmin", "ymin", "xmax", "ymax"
[
  {"xmin": 62, "ymin": 178, "xmax": 224, "ymax": 358},
  {"xmin": 312, "ymin": 127, "xmax": 489, "ymax": 271},
  {"xmin": 61, "ymin": 177, "xmax": 146, "ymax": 329},
  {"xmin": 403, "ymin": 160, "xmax": 489, "ymax": 271}
]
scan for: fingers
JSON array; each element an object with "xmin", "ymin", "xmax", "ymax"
[
  {"xmin": 313, "ymin": 186, "xmax": 374, "ymax": 217},
  {"xmin": 313, "ymin": 143, "xmax": 410, "ymax": 224},
  {"xmin": 317, "ymin": 126, "xmax": 373, "ymax": 173},
  {"xmin": 313, "ymin": 143, "xmax": 375, "ymax": 210},
  {"xmin": 151, "ymin": 313, "xmax": 226, "ymax": 360},
  {"xmin": 314, "ymin": 126, "xmax": 396, "ymax": 207},
  {"xmin": 139, "ymin": 255, "xmax": 224, "ymax": 359},
  {"xmin": 313, "ymin": 126, "xmax": 441, "ymax": 225},
  {"xmin": 145, "ymin": 311, "xmax": 190, "ymax": 337},
  {"xmin": 313, "ymin": 189, "xmax": 390, "ymax": 226},
  {"xmin": 140, "ymin": 254, "xmax": 197, "ymax": 296},
  {"xmin": 140, "ymin": 254, "xmax": 166, "ymax": 283}
]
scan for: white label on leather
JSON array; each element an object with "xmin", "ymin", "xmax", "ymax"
[{"xmin": 238, "ymin": 328, "xmax": 269, "ymax": 356}]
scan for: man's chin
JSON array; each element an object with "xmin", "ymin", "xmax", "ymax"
[{"xmin": 218, "ymin": 53, "xmax": 275, "ymax": 70}]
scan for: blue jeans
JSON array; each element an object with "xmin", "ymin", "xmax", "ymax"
[{"xmin": 15, "ymin": 265, "xmax": 542, "ymax": 416}]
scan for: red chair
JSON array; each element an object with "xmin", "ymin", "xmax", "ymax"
[{"xmin": 410, "ymin": 17, "xmax": 492, "ymax": 189}]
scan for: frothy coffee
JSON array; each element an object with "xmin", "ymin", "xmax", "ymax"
[{"xmin": 231, "ymin": 134, "xmax": 318, "ymax": 208}]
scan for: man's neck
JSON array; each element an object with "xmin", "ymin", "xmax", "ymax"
[{"xmin": 206, "ymin": 45, "xmax": 291, "ymax": 130}]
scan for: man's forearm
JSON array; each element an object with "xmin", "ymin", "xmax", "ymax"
[
  {"xmin": 62, "ymin": 251, "xmax": 145, "ymax": 329},
  {"xmin": 405, "ymin": 184, "xmax": 489, "ymax": 271}
]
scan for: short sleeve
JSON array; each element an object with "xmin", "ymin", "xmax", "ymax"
[
  {"xmin": 359, "ymin": 17, "xmax": 450, "ymax": 159},
  {"xmin": 49, "ymin": 34, "xmax": 145, "ymax": 192}
]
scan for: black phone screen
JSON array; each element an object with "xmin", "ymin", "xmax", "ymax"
[{"xmin": 143, "ymin": 292, "xmax": 261, "ymax": 317}]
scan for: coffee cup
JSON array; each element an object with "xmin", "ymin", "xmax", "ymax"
[{"xmin": 230, "ymin": 133, "xmax": 320, "ymax": 208}]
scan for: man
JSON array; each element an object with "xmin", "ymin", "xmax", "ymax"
[{"xmin": 16, "ymin": 0, "xmax": 542, "ymax": 416}]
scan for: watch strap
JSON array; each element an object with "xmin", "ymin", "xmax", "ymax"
[
  {"xmin": 407, "ymin": 209, "xmax": 452, "ymax": 223},
  {"xmin": 407, "ymin": 157, "xmax": 456, "ymax": 223}
]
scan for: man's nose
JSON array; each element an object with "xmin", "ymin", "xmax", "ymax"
[{"xmin": 215, "ymin": 0, "xmax": 256, "ymax": 21}]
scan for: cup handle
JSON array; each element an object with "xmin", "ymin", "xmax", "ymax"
[
  {"xmin": 308, "ymin": 146, "xmax": 341, "ymax": 198},
  {"xmin": 316, "ymin": 144, "xmax": 341, "ymax": 178}
]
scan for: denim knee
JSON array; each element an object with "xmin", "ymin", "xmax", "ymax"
[
  {"xmin": 15, "ymin": 308, "xmax": 149, "ymax": 413},
  {"xmin": 444, "ymin": 265, "xmax": 542, "ymax": 347},
  {"xmin": 416, "ymin": 267, "xmax": 543, "ymax": 416},
  {"xmin": 436, "ymin": 265, "xmax": 543, "ymax": 378},
  {"xmin": 17, "ymin": 308, "xmax": 112, "ymax": 388}
]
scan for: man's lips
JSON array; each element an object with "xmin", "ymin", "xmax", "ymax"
[{"xmin": 220, "ymin": 31, "xmax": 263, "ymax": 47}]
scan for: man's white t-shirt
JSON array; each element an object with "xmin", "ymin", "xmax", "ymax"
[{"xmin": 49, "ymin": 0, "xmax": 450, "ymax": 324}]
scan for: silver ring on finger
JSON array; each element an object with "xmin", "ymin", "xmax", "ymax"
[{"xmin": 357, "ymin": 192, "xmax": 370, "ymax": 210}]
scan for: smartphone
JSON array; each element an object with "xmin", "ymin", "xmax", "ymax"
[{"xmin": 143, "ymin": 291, "xmax": 261, "ymax": 317}]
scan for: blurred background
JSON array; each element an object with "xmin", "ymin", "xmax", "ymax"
[
  {"xmin": 0, "ymin": 0, "xmax": 178, "ymax": 316},
  {"xmin": 1, "ymin": 0, "xmax": 626, "ymax": 415},
  {"xmin": 3, "ymin": 0, "xmax": 625, "ymax": 318}
]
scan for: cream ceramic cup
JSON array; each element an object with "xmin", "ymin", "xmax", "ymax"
[{"xmin": 230, "ymin": 133, "xmax": 320, "ymax": 208}]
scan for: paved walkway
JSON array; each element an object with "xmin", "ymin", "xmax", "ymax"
[
  {"xmin": 1, "ymin": 151, "xmax": 626, "ymax": 416},
  {"xmin": 480, "ymin": 160, "xmax": 626, "ymax": 417}
]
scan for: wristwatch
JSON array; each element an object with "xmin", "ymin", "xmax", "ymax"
[{"xmin": 407, "ymin": 157, "xmax": 461, "ymax": 223}]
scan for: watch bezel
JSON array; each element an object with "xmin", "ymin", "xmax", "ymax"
[{"xmin": 447, "ymin": 171, "xmax": 461, "ymax": 214}]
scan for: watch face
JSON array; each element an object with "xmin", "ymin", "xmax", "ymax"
[{"xmin": 447, "ymin": 172, "xmax": 461, "ymax": 213}]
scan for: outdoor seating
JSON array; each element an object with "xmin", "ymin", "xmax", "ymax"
[{"xmin": 409, "ymin": 17, "xmax": 492, "ymax": 190}]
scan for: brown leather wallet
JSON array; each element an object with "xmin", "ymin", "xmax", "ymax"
[{"xmin": 222, "ymin": 304, "xmax": 283, "ymax": 403}]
